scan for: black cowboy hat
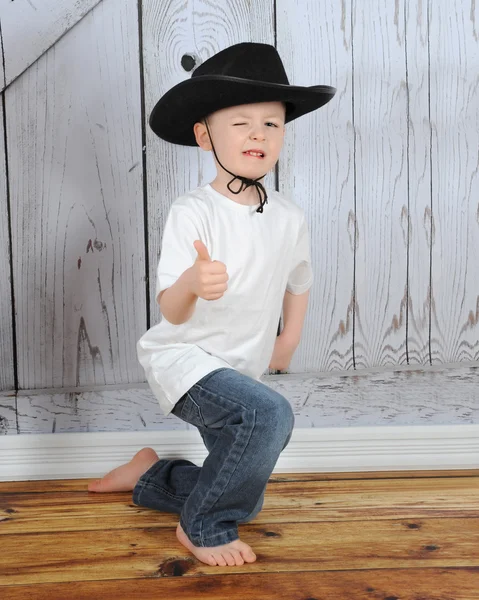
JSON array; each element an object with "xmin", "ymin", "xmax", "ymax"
[{"xmin": 149, "ymin": 42, "xmax": 336, "ymax": 146}]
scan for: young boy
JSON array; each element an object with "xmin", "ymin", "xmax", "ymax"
[{"xmin": 88, "ymin": 42, "xmax": 335, "ymax": 567}]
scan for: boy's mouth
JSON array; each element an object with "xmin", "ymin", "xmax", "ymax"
[{"xmin": 243, "ymin": 149, "xmax": 265, "ymax": 159}]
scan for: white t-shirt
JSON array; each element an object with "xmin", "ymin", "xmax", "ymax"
[{"xmin": 137, "ymin": 183, "xmax": 313, "ymax": 415}]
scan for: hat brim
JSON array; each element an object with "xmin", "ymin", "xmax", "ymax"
[{"xmin": 149, "ymin": 75, "xmax": 336, "ymax": 146}]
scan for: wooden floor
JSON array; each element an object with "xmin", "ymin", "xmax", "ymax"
[{"xmin": 0, "ymin": 469, "xmax": 478, "ymax": 599}]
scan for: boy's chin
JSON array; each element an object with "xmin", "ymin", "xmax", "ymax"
[{"xmin": 235, "ymin": 165, "xmax": 269, "ymax": 180}]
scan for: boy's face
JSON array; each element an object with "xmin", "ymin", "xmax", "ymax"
[{"xmin": 194, "ymin": 101, "xmax": 286, "ymax": 179}]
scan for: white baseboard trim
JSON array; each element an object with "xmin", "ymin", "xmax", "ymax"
[{"xmin": 0, "ymin": 424, "xmax": 478, "ymax": 481}]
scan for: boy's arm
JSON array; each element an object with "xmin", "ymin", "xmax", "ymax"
[
  {"xmin": 281, "ymin": 289, "xmax": 310, "ymax": 345},
  {"xmin": 269, "ymin": 289, "xmax": 310, "ymax": 371},
  {"xmin": 158, "ymin": 267, "xmax": 198, "ymax": 325}
]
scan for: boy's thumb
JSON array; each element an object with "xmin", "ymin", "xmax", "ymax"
[{"xmin": 194, "ymin": 240, "xmax": 211, "ymax": 262}]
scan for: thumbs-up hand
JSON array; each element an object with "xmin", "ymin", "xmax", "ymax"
[
  {"xmin": 194, "ymin": 240, "xmax": 212, "ymax": 262},
  {"xmin": 187, "ymin": 240, "xmax": 228, "ymax": 301}
]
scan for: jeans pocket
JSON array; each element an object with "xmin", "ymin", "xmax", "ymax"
[
  {"xmin": 176, "ymin": 393, "xmax": 205, "ymax": 428},
  {"xmin": 171, "ymin": 393, "xmax": 187, "ymax": 418}
]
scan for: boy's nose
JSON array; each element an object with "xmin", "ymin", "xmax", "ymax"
[{"xmin": 250, "ymin": 129, "xmax": 266, "ymax": 141}]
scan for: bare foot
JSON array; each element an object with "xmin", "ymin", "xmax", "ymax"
[
  {"xmin": 176, "ymin": 522, "xmax": 257, "ymax": 567},
  {"xmin": 87, "ymin": 447, "xmax": 159, "ymax": 492}
]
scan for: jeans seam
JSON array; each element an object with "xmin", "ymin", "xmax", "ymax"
[
  {"xmin": 178, "ymin": 370, "xmax": 288, "ymax": 545},
  {"xmin": 136, "ymin": 480, "xmax": 189, "ymax": 501},
  {"xmin": 182, "ymin": 516, "xmax": 238, "ymax": 547},
  {"xmin": 182, "ymin": 394, "xmax": 204, "ymax": 427},
  {"xmin": 192, "ymin": 367, "xmax": 231, "ymax": 389},
  {"xmin": 200, "ymin": 527, "xmax": 239, "ymax": 546},
  {"xmin": 191, "ymin": 407, "xmax": 257, "ymax": 544},
  {"xmin": 194, "ymin": 384, "xmax": 249, "ymax": 412},
  {"xmin": 198, "ymin": 409, "xmax": 255, "ymax": 517},
  {"xmin": 133, "ymin": 483, "xmax": 143, "ymax": 506}
]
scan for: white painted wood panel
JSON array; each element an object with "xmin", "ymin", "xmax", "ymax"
[
  {"xmin": 353, "ymin": 0, "xmax": 409, "ymax": 368},
  {"xmin": 2, "ymin": 0, "xmax": 479, "ymax": 438},
  {"xmin": 0, "ymin": 24, "xmax": 4, "ymax": 86},
  {"xmin": 0, "ymin": 393, "xmax": 17, "ymax": 435},
  {"xmin": 405, "ymin": 0, "xmax": 432, "ymax": 364},
  {"xmin": 14, "ymin": 365, "xmax": 479, "ymax": 434},
  {"xmin": 0, "ymin": 0, "xmax": 102, "ymax": 91},
  {"xmin": 16, "ymin": 386, "xmax": 188, "ymax": 434},
  {"xmin": 0, "ymin": 98, "xmax": 15, "ymax": 392},
  {"xmin": 429, "ymin": 1, "xmax": 479, "ymax": 363},
  {"xmin": 276, "ymin": 0, "xmax": 355, "ymax": 373},
  {"xmin": 5, "ymin": 0, "xmax": 146, "ymax": 390},
  {"xmin": 142, "ymin": 0, "xmax": 275, "ymax": 326}
]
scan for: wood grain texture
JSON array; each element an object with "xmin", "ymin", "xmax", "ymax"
[
  {"xmin": 12, "ymin": 364, "xmax": 479, "ymax": 433},
  {"xmin": 2, "ymin": 0, "xmax": 479, "ymax": 439},
  {"xmin": 15, "ymin": 386, "xmax": 186, "ymax": 433},
  {"xmin": 3, "ymin": 568, "xmax": 479, "ymax": 600},
  {"xmin": 1, "ymin": 476, "xmax": 478, "ymax": 535},
  {"xmin": 267, "ymin": 363, "xmax": 479, "ymax": 427},
  {"xmin": 142, "ymin": 0, "xmax": 275, "ymax": 327},
  {"xmin": 0, "ymin": 0, "xmax": 102, "ymax": 91},
  {"xmin": 0, "ymin": 518, "xmax": 478, "ymax": 585},
  {"xmin": 0, "ymin": 394, "xmax": 16, "ymax": 435},
  {"xmin": 0, "ymin": 98, "xmax": 15, "ymax": 393},
  {"xmin": 429, "ymin": 1, "xmax": 479, "ymax": 363},
  {"xmin": 0, "ymin": 24, "xmax": 4, "ymax": 87},
  {"xmin": 276, "ymin": 0, "xmax": 355, "ymax": 373},
  {"xmin": 5, "ymin": 0, "xmax": 145, "ymax": 391},
  {"xmin": 0, "ymin": 469, "xmax": 478, "ymax": 592},
  {"xmin": 353, "ymin": 0, "xmax": 409, "ymax": 368},
  {"xmin": 405, "ymin": 0, "xmax": 433, "ymax": 364},
  {"xmin": 2, "ymin": 468, "xmax": 477, "ymax": 492}
]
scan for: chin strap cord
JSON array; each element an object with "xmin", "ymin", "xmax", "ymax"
[{"xmin": 204, "ymin": 119, "xmax": 268, "ymax": 213}]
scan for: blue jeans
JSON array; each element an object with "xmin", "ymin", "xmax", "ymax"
[{"xmin": 132, "ymin": 367, "xmax": 295, "ymax": 547}]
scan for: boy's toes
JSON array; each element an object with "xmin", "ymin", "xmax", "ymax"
[
  {"xmin": 87, "ymin": 479, "xmax": 102, "ymax": 492},
  {"xmin": 241, "ymin": 548, "xmax": 257, "ymax": 563},
  {"xmin": 213, "ymin": 552, "xmax": 227, "ymax": 567},
  {"xmin": 222, "ymin": 551, "xmax": 237, "ymax": 567},
  {"xmin": 207, "ymin": 554, "xmax": 217, "ymax": 566},
  {"xmin": 229, "ymin": 549, "xmax": 244, "ymax": 565}
]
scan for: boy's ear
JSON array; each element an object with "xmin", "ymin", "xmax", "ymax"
[{"xmin": 194, "ymin": 121, "xmax": 212, "ymax": 151}]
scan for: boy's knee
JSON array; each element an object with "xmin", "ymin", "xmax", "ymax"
[
  {"xmin": 259, "ymin": 393, "xmax": 294, "ymax": 438},
  {"xmin": 279, "ymin": 396, "xmax": 295, "ymax": 433}
]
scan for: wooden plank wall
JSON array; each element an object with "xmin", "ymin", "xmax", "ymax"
[
  {"xmin": 277, "ymin": 0, "xmax": 355, "ymax": 372},
  {"xmin": 0, "ymin": 98, "xmax": 14, "ymax": 393},
  {"xmin": 0, "ymin": 0, "xmax": 102, "ymax": 91},
  {"xmin": 5, "ymin": 0, "xmax": 145, "ymax": 393},
  {"xmin": 0, "ymin": 0, "xmax": 478, "ymax": 435},
  {"xmin": 406, "ymin": 0, "xmax": 431, "ymax": 365},
  {"xmin": 142, "ymin": 0, "xmax": 276, "ymax": 329},
  {"xmin": 429, "ymin": 3, "xmax": 479, "ymax": 364}
]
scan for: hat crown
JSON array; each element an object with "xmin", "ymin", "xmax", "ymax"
[{"xmin": 192, "ymin": 42, "xmax": 290, "ymax": 86}]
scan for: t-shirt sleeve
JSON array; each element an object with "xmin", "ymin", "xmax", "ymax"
[
  {"xmin": 155, "ymin": 205, "xmax": 200, "ymax": 299},
  {"xmin": 286, "ymin": 215, "xmax": 314, "ymax": 295}
]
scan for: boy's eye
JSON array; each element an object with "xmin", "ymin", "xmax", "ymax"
[{"xmin": 232, "ymin": 122, "xmax": 279, "ymax": 127}]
